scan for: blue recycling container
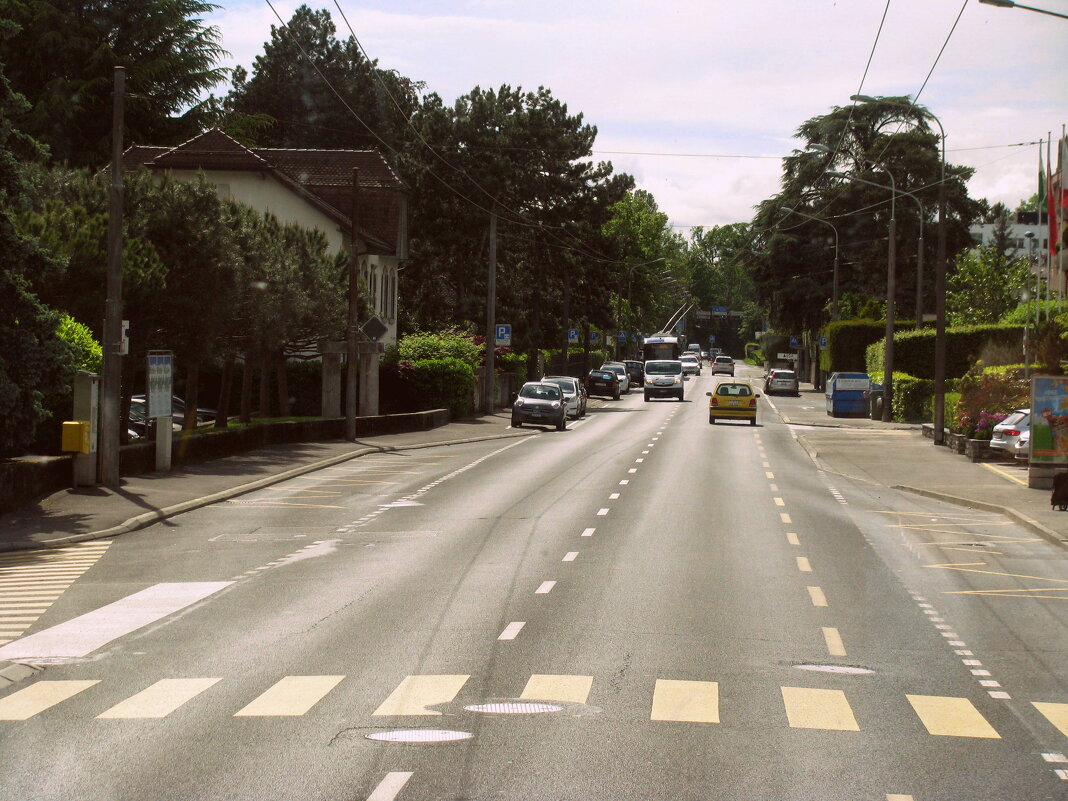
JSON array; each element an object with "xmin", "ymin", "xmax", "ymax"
[{"xmin": 825, "ymin": 372, "xmax": 872, "ymax": 417}]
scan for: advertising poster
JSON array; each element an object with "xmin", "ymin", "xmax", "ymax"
[{"xmin": 1029, "ymin": 376, "xmax": 1068, "ymax": 465}]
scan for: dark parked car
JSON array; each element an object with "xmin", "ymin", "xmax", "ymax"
[
  {"xmin": 585, "ymin": 369, "xmax": 621, "ymax": 400},
  {"xmin": 511, "ymin": 382, "xmax": 568, "ymax": 430},
  {"xmin": 624, "ymin": 360, "xmax": 645, "ymax": 387}
]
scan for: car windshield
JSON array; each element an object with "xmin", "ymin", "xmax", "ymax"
[
  {"xmin": 646, "ymin": 361, "xmax": 682, "ymax": 375},
  {"xmin": 715, "ymin": 356, "xmax": 732, "ymax": 363},
  {"xmin": 520, "ymin": 384, "xmax": 561, "ymax": 400},
  {"xmin": 773, "ymin": 371, "xmax": 796, "ymax": 380},
  {"xmin": 542, "ymin": 378, "xmax": 575, "ymax": 393},
  {"xmin": 717, "ymin": 384, "xmax": 752, "ymax": 396}
]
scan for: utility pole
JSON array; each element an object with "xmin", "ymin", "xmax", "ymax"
[
  {"xmin": 346, "ymin": 168, "xmax": 360, "ymax": 440},
  {"xmin": 933, "ymin": 169, "xmax": 947, "ymax": 444},
  {"xmin": 483, "ymin": 204, "xmax": 497, "ymax": 413},
  {"xmin": 99, "ymin": 67, "xmax": 125, "ymax": 486},
  {"xmin": 883, "ymin": 214, "xmax": 896, "ymax": 422}
]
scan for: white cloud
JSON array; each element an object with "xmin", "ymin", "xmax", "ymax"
[{"xmin": 207, "ymin": 0, "xmax": 1067, "ymax": 228}]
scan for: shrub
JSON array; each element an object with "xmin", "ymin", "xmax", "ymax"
[
  {"xmin": 821, "ymin": 320, "xmax": 894, "ymax": 373},
  {"xmin": 865, "ymin": 324, "xmax": 1025, "ymax": 380},
  {"xmin": 889, "ymin": 372, "xmax": 933, "ymax": 422},
  {"xmin": 57, "ymin": 315, "xmax": 102, "ymax": 373},
  {"xmin": 411, "ymin": 358, "xmax": 474, "ymax": 418},
  {"xmin": 397, "ymin": 329, "xmax": 481, "ymax": 369},
  {"xmin": 951, "ymin": 362, "xmax": 1028, "ymax": 436}
]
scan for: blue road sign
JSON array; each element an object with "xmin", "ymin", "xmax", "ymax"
[
  {"xmin": 568, "ymin": 328, "xmax": 579, "ymax": 344},
  {"xmin": 789, "ymin": 335, "xmax": 799, "ymax": 348},
  {"xmin": 708, "ymin": 335, "xmax": 716, "ymax": 343},
  {"xmin": 617, "ymin": 331, "xmax": 627, "ymax": 342},
  {"xmin": 590, "ymin": 331, "xmax": 600, "ymax": 343},
  {"xmin": 820, "ymin": 335, "xmax": 828, "ymax": 350},
  {"xmin": 495, "ymin": 324, "xmax": 511, "ymax": 346}
]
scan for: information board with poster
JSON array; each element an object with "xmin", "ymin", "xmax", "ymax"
[
  {"xmin": 147, "ymin": 351, "xmax": 173, "ymax": 418},
  {"xmin": 1029, "ymin": 377, "xmax": 1068, "ymax": 465}
]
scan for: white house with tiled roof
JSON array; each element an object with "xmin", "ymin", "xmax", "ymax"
[{"xmin": 122, "ymin": 129, "xmax": 408, "ymax": 346}]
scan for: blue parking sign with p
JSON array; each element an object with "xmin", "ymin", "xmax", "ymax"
[
  {"xmin": 495, "ymin": 324, "xmax": 511, "ymax": 346},
  {"xmin": 568, "ymin": 328, "xmax": 579, "ymax": 344}
]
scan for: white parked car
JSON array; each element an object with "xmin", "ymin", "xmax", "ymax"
[{"xmin": 990, "ymin": 409, "xmax": 1029, "ymax": 455}]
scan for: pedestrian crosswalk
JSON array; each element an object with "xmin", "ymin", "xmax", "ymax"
[
  {"xmin": 2, "ymin": 671, "xmax": 1066, "ymax": 742},
  {"xmin": 0, "ymin": 542, "xmax": 111, "ymax": 645}
]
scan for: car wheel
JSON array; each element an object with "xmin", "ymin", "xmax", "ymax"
[
  {"xmin": 677, "ymin": 391, "xmax": 684, "ymax": 401},
  {"xmin": 709, "ymin": 414, "xmax": 715, "ymax": 424},
  {"xmin": 556, "ymin": 415, "xmax": 566, "ymax": 431},
  {"xmin": 512, "ymin": 419, "xmax": 521, "ymax": 428},
  {"xmin": 614, "ymin": 390, "xmax": 620, "ymax": 400},
  {"xmin": 644, "ymin": 392, "xmax": 650, "ymax": 402},
  {"xmin": 749, "ymin": 417, "xmax": 757, "ymax": 426}
]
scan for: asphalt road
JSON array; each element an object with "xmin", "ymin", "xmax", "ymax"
[{"xmin": 1, "ymin": 363, "xmax": 1066, "ymax": 800}]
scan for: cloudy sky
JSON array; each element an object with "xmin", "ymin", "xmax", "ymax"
[{"xmin": 205, "ymin": 0, "xmax": 1067, "ymax": 231}]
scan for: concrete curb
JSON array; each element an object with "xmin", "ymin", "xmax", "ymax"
[
  {"xmin": 892, "ymin": 484, "xmax": 1068, "ymax": 552},
  {"xmin": 1, "ymin": 428, "xmax": 537, "ymax": 553}
]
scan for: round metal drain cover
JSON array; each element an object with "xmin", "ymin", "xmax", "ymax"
[
  {"xmin": 365, "ymin": 729, "xmax": 472, "ymax": 743},
  {"xmin": 464, "ymin": 702, "xmax": 563, "ymax": 715},
  {"xmin": 794, "ymin": 664, "xmax": 874, "ymax": 675}
]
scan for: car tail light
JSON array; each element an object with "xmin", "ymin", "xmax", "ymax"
[
  {"xmin": 749, "ymin": 398, "xmax": 757, "ymax": 407},
  {"xmin": 710, "ymin": 397, "xmax": 719, "ymax": 406},
  {"xmin": 1004, "ymin": 429, "xmax": 1020, "ymax": 436}
]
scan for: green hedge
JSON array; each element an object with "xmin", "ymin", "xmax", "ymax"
[
  {"xmin": 887, "ymin": 371, "xmax": 933, "ymax": 422},
  {"xmin": 412, "ymin": 358, "xmax": 474, "ymax": 418},
  {"xmin": 821, "ymin": 320, "xmax": 899, "ymax": 373},
  {"xmin": 865, "ymin": 324, "xmax": 1024, "ymax": 380}
]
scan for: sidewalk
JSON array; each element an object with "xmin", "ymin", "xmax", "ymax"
[
  {"xmin": 0, "ymin": 411, "xmax": 531, "ymax": 553},
  {"xmin": 772, "ymin": 387, "xmax": 1068, "ymax": 551}
]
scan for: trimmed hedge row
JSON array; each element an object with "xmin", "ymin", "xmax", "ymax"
[
  {"xmin": 411, "ymin": 358, "xmax": 475, "ymax": 419},
  {"xmin": 820, "ymin": 320, "xmax": 912, "ymax": 374},
  {"xmin": 865, "ymin": 324, "xmax": 1024, "ymax": 380}
]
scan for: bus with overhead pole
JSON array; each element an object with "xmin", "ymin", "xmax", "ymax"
[{"xmin": 642, "ymin": 334, "xmax": 684, "ymax": 361}]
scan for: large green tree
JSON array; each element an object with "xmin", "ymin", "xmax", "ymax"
[
  {"xmin": 220, "ymin": 5, "xmax": 421, "ymax": 151},
  {"xmin": 751, "ymin": 97, "xmax": 981, "ymax": 333},
  {"xmin": 399, "ymin": 84, "xmax": 633, "ymax": 352},
  {"xmin": 0, "ymin": 0, "xmax": 228, "ymax": 167},
  {"xmin": 0, "ymin": 51, "xmax": 76, "ymax": 456},
  {"xmin": 947, "ymin": 244, "xmax": 1031, "ymax": 325}
]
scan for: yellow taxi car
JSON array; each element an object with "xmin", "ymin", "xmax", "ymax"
[{"xmin": 706, "ymin": 381, "xmax": 759, "ymax": 425}]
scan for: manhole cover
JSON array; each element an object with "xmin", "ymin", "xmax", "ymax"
[
  {"xmin": 794, "ymin": 664, "xmax": 874, "ymax": 675},
  {"xmin": 464, "ymin": 702, "xmax": 563, "ymax": 715},
  {"xmin": 365, "ymin": 729, "xmax": 472, "ymax": 743}
]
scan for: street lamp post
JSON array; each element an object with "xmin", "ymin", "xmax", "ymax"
[
  {"xmin": 851, "ymin": 95, "xmax": 948, "ymax": 441},
  {"xmin": 827, "ymin": 170, "xmax": 899, "ymax": 422},
  {"xmin": 779, "ymin": 207, "xmax": 840, "ymax": 320}
]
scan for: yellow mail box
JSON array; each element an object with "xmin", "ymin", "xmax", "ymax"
[{"xmin": 62, "ymin": 421, "xmax": 91, "ymax": 454}]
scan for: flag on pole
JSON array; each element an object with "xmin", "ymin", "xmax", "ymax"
[{"xmin": 1048, "ymin": 138, "xmax": 1058, "ymax": 257}]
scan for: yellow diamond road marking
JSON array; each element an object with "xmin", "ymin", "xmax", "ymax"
[
  {"xmin": 781, "ymin": 687, "xmax": 859, "ymax": 731},
  {"xmin": 807, "ymin": 586, "xmax": 828, "ymax": 607},
  {"xmin": 650, "ymin": 680, "xmax": 719, "ymax": 723},
  {"xmin": 1033, "ymin": 701, "xmax": 1068, "ymax": 737},
  {"xmin": 786, "ymin": 532, "xmax": 800, "ymax": 546},
  {"xmin": 520, "ymin": 674, "xmax": 592, "ymax": 704},
  {"xmin": 372, "ymin": 675, "xmax": 469, "ymax": 716},
  {"xmin": 906, "ymin": 695, "xmax": 1000, "ymax": 738},
  {"xmin": 97, "ymin": 678, "xmax": 222, "ymax": 719},
  {"xmin": 796, "ymin": 556, "xmax": 812, "ymax": 572},
  {"xmin": 0, "ymin": 680, "xmax": 100, "ymax": 720},
  {"xmin": 234, "ymin": 675, "xmax": 345, "ymax": 717}
]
